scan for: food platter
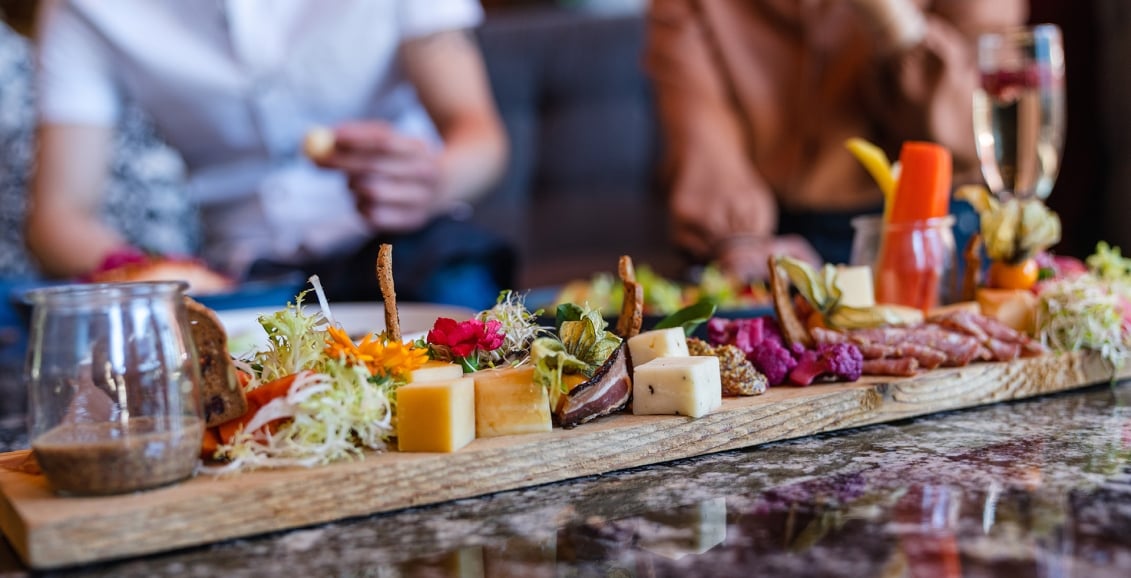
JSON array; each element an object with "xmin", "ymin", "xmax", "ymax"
[
  {"xmin": 217, "ymin": 302, "xmax": 475, "ymax": 356},
  {"xmin": 0, "ymin": 350, "xmax": 1125, "ymax": 569}
]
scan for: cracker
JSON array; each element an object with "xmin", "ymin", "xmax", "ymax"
[{"xmin": 768, "ymin": 256, "xmax": 813, "ymax": 349}]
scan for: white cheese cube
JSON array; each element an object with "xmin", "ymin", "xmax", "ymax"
[
  {"xmin": 632, "ymin": 356, "xmax": 722, "ymax": 418},
  {"xmin": 628, "ymin": 327, "xmax": 690, "ymax": 368},
  {"xmin": 410, "ymin": 360, "xmax": 465, "ymax": 383},
  {"xmin": 836, "ymin": 265, "xmax": 875, "ymax": 308}
]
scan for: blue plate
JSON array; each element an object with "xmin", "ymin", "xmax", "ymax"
[{"xmin": 190, "ymin": 273, "xmax": 307, "ymax": 312}]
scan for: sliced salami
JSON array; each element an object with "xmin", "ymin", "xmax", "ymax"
[{"xmin": 862, "ymin": 357, "xmax": 919, "ymax": 376}]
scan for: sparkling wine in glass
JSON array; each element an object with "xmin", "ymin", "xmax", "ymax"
[{"xmin": 973, "ymin": 24, "xmax": 1065, "ymax": 200}]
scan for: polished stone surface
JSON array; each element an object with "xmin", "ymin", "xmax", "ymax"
[{"xmin": 0, "ymin": 380, "xmax": 1129, "ymax": 577}]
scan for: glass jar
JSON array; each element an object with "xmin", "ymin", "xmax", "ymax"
[
  {"xmin": 24, "ymin": 282, "xmax": 204, "ymax": 495},
  {"xmin": 870, "ymin": 216, "xmax": 958, "ymax": 312}
]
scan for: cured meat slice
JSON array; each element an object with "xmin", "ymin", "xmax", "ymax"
[
  {"xmin": 933, "ymin": 312, "xmax": 988, "ymax": 342},
  {"xmin": 855, "ymin": 342, "xmax": 894, "ymax": 360},
  {"xmin": 1021, "ymin": 340, "xmax": 1048, "ymax": 357},
  {"xmin": 862, "ymin": 357, "xmax": 919, "ymax": 376},
  {"xmin": 847, "ymin": 326, "xmax": 980, "ymax": 367},
  {"xmin": 896, "ymin": 343, "xmax": 947, "ymax": 370},
  {"xmin": 984, "ymin": 338, "xmax": 1021, "ymax": 362},
  {"xmin": 811, "ymin": 327, "xmax": 849, "ymax": 345},
  {"xmin": 906, "ymin": 326, "xmax": 982, "ymax": 367},
  {"xmin": 555, "ymin": 344, "xmax": 633, "ymax": 428},
  {"xmin": 969, "ymin": 313, "xmax": 1030, "ymax": 344}
]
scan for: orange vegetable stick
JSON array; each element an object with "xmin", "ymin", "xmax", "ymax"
[
  {"xmin": 200, "ymin": 427, "xmax": 221, "ymax": 460},
  {"xmin": 889, "ymin": 141, "xmax": 952, "ymax": 224},
  {"xmin": 218, "ymin": 374, "xmax": 299, "ymax": 444}
]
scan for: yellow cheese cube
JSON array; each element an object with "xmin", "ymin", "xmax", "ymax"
[
  {"xmin": 396, "ymin": 377, "xmax": 476, "ymax": 452},
  {"xmin": 473, "ymin": 366, "xmax": 552, "ymax": 438},
  {"xmin": 410, "ymin": 360, "xmax": 465, "ymax": 383},
  {"xmin": 633, "ymin": 356, "xmax": 722, "ymax": 418},
  {"xmin": 628, "ymin": 328, "xmax": 689, "ymax": 368}
]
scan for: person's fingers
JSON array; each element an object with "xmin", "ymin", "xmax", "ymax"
[
  {"xmin": 327, "ymin": 152, "xmax": 439, "ymax": 181},
  {"xmin": 779, "ymin": 235, "xmax": 823, "ymax": 266},
  {"xmin": 348, "ymin": 174, "xmax": 438, "ymax": 234},
  {"xmin": 355, "ymin": 199, "xmax": 433, "ymax": 234},
  {"xmin": 718, "ymin": 242, "xmax": 772, "ymax": 282},
  {"xmin": 333, "ymin": 122, "xmax": 426, "ymax": 156},
  {"xmin": 348, "ymin": 174, "xmax": 436, "ymax": 207}
]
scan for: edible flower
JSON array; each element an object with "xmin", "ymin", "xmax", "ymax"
[
  {"xmin": 427, "ymin": 317, "xmax": 505, "ymax": 372},
  {"xmin": 324, "ymin": 326, "xmax": 428, "ymax": 383}
]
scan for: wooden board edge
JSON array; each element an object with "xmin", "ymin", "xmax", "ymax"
[{"xmin": 1, "ymin": 351, "xmax": 1127, "ymax": 569}]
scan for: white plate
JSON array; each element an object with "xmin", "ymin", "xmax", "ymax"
[{"xmin": 218, "ymin": 302, "xmax": 476, "ymax": 356}]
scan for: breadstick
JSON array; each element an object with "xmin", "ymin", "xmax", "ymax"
[
  {"xmin": 617, "ymin": 279, "xmax": 644, "ymax": 338},
  {"xmin": 376, "ymin": 244, "xmax": 401, "ymax": 342},
  {"xmin": 618, "ymin": 255, "xmax": 636, "ymax": 284}
]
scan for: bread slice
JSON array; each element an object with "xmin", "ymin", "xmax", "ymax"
[{"xmin": 184, "ymin": 297, "xmax": 248, "ymax": 426}]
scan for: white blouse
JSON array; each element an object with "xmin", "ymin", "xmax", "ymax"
[{"xmin": 35, "ymin": 0, "xmax": 483, "ymax": 273}]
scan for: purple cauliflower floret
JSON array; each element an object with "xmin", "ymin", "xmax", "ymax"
[
  {"xmin": 760, "ymin": 316, "xmax": 783, "ymax": 344},
  {"xmin": 709, "ymin": 316, "xmax": 783, "ymax": 356},
  {"xmin": 706, "ymin": 317, "xmax": 732, "ymax": 346},
  {"xmin": 788, "ymin": 343, "xmax": 864, "ymax": 386},
  {"xmin": 750, "ymin": 340, "xmax": 797, "ymax": 386},
  {"xmin": 788, "ymin": 341, "xmax": 807, "ymax": 358}
]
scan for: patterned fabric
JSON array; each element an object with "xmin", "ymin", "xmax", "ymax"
[{"xmin": 0, "ymin": 23, "xmax": 197, "ymax": 278}]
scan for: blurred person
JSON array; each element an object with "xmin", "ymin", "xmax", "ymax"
[
  {"xmin": 27, "ymin": 0, "xmax": 511, "ymax": 309},
  {"xmin": 645, "ymin": 0, "xmax": 1026, "ymax": 280}
]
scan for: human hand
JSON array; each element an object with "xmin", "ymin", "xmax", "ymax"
[
  {"xmin": 310, "ymin": 121, "xmax": 443, "ymax": 235},
  {"xmin": 717, "ymin": 235, "xmax": 822, "ymax": 282}
]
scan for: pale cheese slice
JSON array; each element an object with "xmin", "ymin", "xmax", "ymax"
[
  {"xmin": 836, "ymin": 265, "xmax": 876, "ymax": 308},
  {"xmin": 632, "ymin": 356, "xmax": 722, "ymax": 418},
  {"xmin": 628, "ymin": 327, "xmax": 690, "ymax": 368},
  {"xmin": 410, "ymin": 360, "xmax": 465, "ymax": 383}
]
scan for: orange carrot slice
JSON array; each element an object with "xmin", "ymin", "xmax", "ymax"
[
  {"xmin": 218, "ymin": 374, "xmax": 298, "ymax": 444},
  {"xmin": 200, "ymin": 427, "xmax": 221, "ymax": 460},
  {"xmin": 889, "ymin": 142, "xmax": 952, "ymax": 224}
]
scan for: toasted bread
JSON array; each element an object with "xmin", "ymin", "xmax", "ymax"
[{"xmin": 184, "ymin": 297, "xmax": 248, "ymax": 426}]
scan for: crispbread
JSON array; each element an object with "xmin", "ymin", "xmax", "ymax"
[{"xmin": 184, "ymin": 297, "xmax": 247, "ymax": 426}]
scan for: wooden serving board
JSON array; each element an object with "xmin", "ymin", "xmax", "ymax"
[{"xmin": 0, "ymin": 351, "xmax": 1127, "ymax": 569}]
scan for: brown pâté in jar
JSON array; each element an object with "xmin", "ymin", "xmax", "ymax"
[{"xmin": 32, "ymin": 416, "xmax": 204, "ymax": 496}]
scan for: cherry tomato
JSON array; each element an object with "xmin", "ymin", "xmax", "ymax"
[{"xmin": 988, "ymin": 258, "xmax": 1040, "ymax": 290}]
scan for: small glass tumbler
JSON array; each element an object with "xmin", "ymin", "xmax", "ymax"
[
  {"xmin": 873, "ymin": 216, "xmax": 958, "ymax": 312},
  {"xmin": 24, "ymin": 282, "xmax": 204, "ymax": 495},
  {"xmin": 852, "ymin": 216, "xmax": 958, "ymax": 312}
]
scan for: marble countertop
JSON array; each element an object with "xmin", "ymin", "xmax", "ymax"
[{"xmin": 0, "ymin": 374, "xmax": 1128, "ymax": 577}]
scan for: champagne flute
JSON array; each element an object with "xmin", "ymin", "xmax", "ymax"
[{"xmin": 973, "ymin": 24, "xmax": 1066, "ymax": 201}]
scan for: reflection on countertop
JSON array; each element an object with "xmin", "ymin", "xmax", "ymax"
[{"xmin": 2, "ymin": 381, "xmax": 1131, "ymax": 576}]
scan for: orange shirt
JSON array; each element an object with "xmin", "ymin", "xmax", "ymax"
[{"xmin": 645, "ymin": 0, "xmax": 1027, "ymax": 260}]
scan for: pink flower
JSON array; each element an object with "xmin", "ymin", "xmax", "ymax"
[{"xmin": 427, "ymin": 318, "xmax": 506, "ymax": 369}]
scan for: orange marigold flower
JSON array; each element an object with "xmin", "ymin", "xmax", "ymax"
[{"xmin": 324, "ymin": 326, "xmax": 428, "ymax": 380}]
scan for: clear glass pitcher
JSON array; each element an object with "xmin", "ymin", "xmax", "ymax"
[{"xmin": 24, "ymin": 282, "xmax": 204, "ymax": 495}]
